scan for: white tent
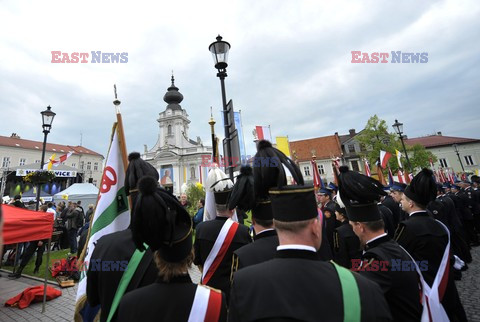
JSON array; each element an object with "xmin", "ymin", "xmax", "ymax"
[{"xmin": 53, "ymin": 183, "xmax": 99, "ymax": 207}]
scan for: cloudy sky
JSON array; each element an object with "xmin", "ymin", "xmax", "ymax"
[{"xmin": 1, "ymin": 0, "xmax": 479, "ymax": 159}]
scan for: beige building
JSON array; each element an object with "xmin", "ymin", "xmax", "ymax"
[
  {"xmin": 405, "ymin": 133, "xmax": 480, "ymax": 173},
  {"xmin": 0, "ymin": 133, "xmax": 104, "ymax": 194}
]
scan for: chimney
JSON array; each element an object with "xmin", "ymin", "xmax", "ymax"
[
  {"xmin": 437, "ymin": 131, "xmax": 442, "ymax": 136},
  {"xmin": 10, "ymin": 133, "xmax": 20, "ymax": 139},
  {"xmin": 349, "ymin": 129, "xmax": 356, "ymax": 137},
  {"xmin": 334, "ymin": 132, "xmax": 338, "ymax": 136}
]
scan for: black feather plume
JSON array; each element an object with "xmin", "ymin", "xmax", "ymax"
[
  {"xmin": 337, "ymin": 167, "xmax": 386, "ymax": 206},
  {"xmin": 228, "ymin": 165, "xmax": 255, "ymax": 211}
]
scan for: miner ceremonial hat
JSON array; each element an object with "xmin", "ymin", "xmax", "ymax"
[
  {"xmin": 132, "ymin": 176, "xmax": 192, "ymax": 262},
  {"xmin": 269, "ymin": 185, "xmax": 318, "ymax": 222},
  {"xmin": 404, "ymin": 168, "xmax": 437, "ymax": 207},
  {"xmin": 206, "ymin": 164, "xmax": 234, "ymax": 206},
  {"xmin": 125, "ymin": 152, "xmax": 159, "ymax": 195},
  {"xmin": 337, "ymin": 166, "xmax": 386, "ymax": 222}
]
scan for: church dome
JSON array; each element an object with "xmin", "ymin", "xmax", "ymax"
[{"xmin": 163, "ymin": 75, "xmax": 184, "ymax": 111}]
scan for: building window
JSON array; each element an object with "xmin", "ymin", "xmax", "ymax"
[
  {"xmin": 71, "ymin": 163, "xmax": 76, "ymax": 168},
  {"xmin": 304, "ymin": 166, "xmax": 311, "ymax": 176},
  {"xmin": 93, "ymin": 180, "xmax": 98, "ymax": 186},
  {"xmin": 2, "ymin": 157, "xmax": 10, "ymax": 168},
  {"xmin": 80, "ymin": 161, "xmax": 84, "ymax": 170},
  {"xmin": 19, "ymin": 158, "xmax": 27, "ymax": 166},
  {"xmin": 464, "ymin": 155, "xmax": 474, "ymax": 166},
  {"xmin": 94, "ymin": 162, "xmax": 99, "ymax": 171},
  {"xmin": 348, "ymin": 144, "xmax": 355, "ymax": 153},
  {"xmin": 439, "ymin": 158, "xmax": 448, "ymax": 168},
  {"xmin": 87, "ymin": 161, "xmax": 91, "ymax": 170},
  {"xmin": 351, "ymin": 160, "xmax": 360, "ymax": 172},
  {"xmin": 168, "ymin": 124, "xmax": 172, "ymax": 135},
  {"xmin": 35, "ymin": 160, "xmax": 40, "ymax": 163},
  {"xmin": 318, "ymin": 164, "xmax": 325, "ymax": 175}
]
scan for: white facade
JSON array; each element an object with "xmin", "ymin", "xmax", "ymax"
[
  {"xmin": 299, "ymin": 159, "xmax": 336, "ymax": 184},
  {"xmin": 0, "ymin": 137, "xmax": 104, "ymax": 188},
  {"xmin": 142, "ymin": 77, "xmax": 212, "ymax": 195},
  {"xmin": 428, "ymin": 142, "xmax": 480, "ymax": 173}
]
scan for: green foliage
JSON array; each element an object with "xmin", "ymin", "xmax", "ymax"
[
  {"xmin": 357, "ymin": 115, "xmax": 437, "ymax": 175},
  {"xmin": 185, "ymin": 182, "xmax": 206, "ymax": 216}
]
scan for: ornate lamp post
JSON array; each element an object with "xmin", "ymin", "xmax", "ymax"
[
  {"xmin": 36, "ymin": 106, "xmax": 55, "ymax": 211},
  {"xmin": 392, "ymin": 119, "xmax": 412, "ymax": 171},
  {"xmin": 209, "ymin": 35, "xmax": 233, "ymax": 179}
]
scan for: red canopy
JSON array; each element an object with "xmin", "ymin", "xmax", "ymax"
[{"xmin": 1, "ymin": 204, "xmax": 54, "ymax": 245}]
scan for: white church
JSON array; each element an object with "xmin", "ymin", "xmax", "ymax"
[{"xmin": 142, "ymin": 76, "xmax": 213, "ymax": 194}]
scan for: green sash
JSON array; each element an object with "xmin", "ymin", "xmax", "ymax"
[
  {"xmin": 106, "ymin": 246, "xmax": 148, "ymax": 322},
  {"xmin": 332, "ymin": 261, "xmax": 361, "ymax": 322}
]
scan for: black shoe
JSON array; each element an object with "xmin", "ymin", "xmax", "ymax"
[
  {"xmin": 33, "ymin": 267, "xmax": 39, "ymax": 274},
  {"xmin": 8, "ymin": 272, "xmax": 21, "ymax": 279}
]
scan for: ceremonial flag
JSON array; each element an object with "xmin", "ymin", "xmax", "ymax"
[
  {"xmin": 276, "ymin": 136, "xmax": 291, "ymax": 157},
  {"xmin": 376, "ymin": 161, "xmax": 387, "ymax": 186},
  {"xmin": 364, "ymin": 158, "xmax": 371, "ymax": 177},
  {"xmin": 461, "ymin": 173, "xmax": 467, "ymax": 181},
  {"xmin": 429, "ymin": 158, "xmax": 435, "ymax": 170},
  {"xmin": 403, "ymin": 168, "xmax": 411, "ymax": 184},
  {"xmin": 43, "ymin": 151, "xmax": 74, "ymax": 170},
  {"xmin": 397, "ymin": 170, "xmax": 405, "ymax": 184},
  {"xmin": 311, "ymin": 159, "xmax": 322, "ymax": 190},
  {"xmin": 233, "ymin": 111, "xmax": 246, "ymax": 163},
  {"xmin": 380, "ymin": 150, "xmax": 392, "ymax": 169},
  {"xmin": 387, "ymin": 167, "xmax": 394, "ymax": 186},
  {"xmin": 75, "ymin": 121, "xmax": 130, "ymax": 321},
  {"xmin": 395, "ymin": 150, "xmax": 403, "ymax": 169},
  {"xmin": 255, "ymin": 125, "xmax": 272, "ymax": 142},
  {"xmin": 448, "ymin": 169, "xmax": 455, "ymax": 184}
]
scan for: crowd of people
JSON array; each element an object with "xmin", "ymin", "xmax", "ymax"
[
  {"xmin": 3, "ymin": 195, "xmax": 95, "ymax": 278},
  {"xmin": 80, "ymin": 142, "xmax": 479, "ymax": 322}
]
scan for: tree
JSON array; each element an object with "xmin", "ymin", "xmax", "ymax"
[
  {"xmin": 356, "ymin": 115, "xmax": 437, "ymax": 175},
  {"xmin": 185, "ymin": 182, "xmax": 205, "ymax": 216}
]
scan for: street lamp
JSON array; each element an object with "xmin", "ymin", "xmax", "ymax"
[
  {"xmin": 209, "ymin": 35, "xmax": 233, "ymax": 180},
  {"xmin": 452, "ymin": 143, "xmax": 465, "ymax": 172},
  {"xmin": 36, "ymin": 106, "xmax": 55, "ymax": 211},
  {"xmin": 392, "ymin": 119, "xmax": 412, "ymax": 171}
]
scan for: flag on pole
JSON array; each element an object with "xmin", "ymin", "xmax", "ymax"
[
  {"xmin": 311, "ymin": 159, "xmax": 322, "ymax": 190},
  {"xmin": 397, "ymin": 170, "xmax": 405, "ymax": 184},
  {"xmin": 364, "ymin": 158, "xmax": 371, "ymax": 177},
  {"xmin": 387, "ymin": 167, "xmax": 394, "ymax": 186},
  {"xmin": 75, "ymin": 122, "xmax": 130, "ymax": 321},
  {"xmin": 380, "ymin": 150, "xmax": 392, "ymax": 169},
  {"xmin": 395, "ymin": 150, "xmax": 403, "ymax": 169},
  {"xmin": 255, "ymin": 125, "xmax": 272, "ymax": 142},
  {"xmin": 276, "ymin": 136, "xmax": 291, "ymax": 157},
  {"xmin": 43, "ymin": 151, "xmax": 74, "ymax": 170},
  {"xmin": 376, "ymin": 161, "xmax": 387, "ymax": 186}
]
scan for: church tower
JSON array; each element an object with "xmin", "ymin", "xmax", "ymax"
[{"xmin": 143, "ymin": 76, "xmax": 212, "ymax": 195}]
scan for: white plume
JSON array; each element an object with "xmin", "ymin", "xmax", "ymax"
[{"xmin": 206, "ymin": 164, "xmax": 233, "ymax": 192}]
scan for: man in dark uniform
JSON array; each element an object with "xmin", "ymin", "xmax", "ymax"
[
  {"xmin": 387, "ymin": 182, "xmax": 409, "ymax": 222},
  {"xmin": 317, "ymin": 188, "xmax": 336, "ymax": 253},
  {"xmin": 194, "ymin": 167, "xmax": 251, "ymax": 300},
  {"xmin": 118, "ymin": 176, "xmax": 227, "ymax": 322},
  {"xmin": 395, "ymin": 169, "xmax": 467, "ymax": 321},
  {"xmin": 333, "ymin": 203, "xmax": 361, "ymax": 268},
  {"xmin": 382, "ymin": 182, "xmax": 404, "ymax": 227},
  {"xmin": 86, "ymin": 152, "xmax": 159, "ymax": 322},
  {"xmin": 460, "ymin": 180, "xmax": 480, "ymax": 243},
  {"xmin": 450, "ymin": 183, "xmax": 478, "ymax": 246},
  {"xmin": 336, "ymin": 167, "xmax": 421, "ymax": 321},
  {"xmin": 229, "ymin": 184, "xmax": 392, "ymax": 322},
  {"xmin": 232, "ymin": 200, "xmax": 278, "ymax": 271}
]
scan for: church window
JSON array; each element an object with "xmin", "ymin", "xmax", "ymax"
[{"xmin": 168, "ymin": 125, "xmax": 172, "ymax": 135}]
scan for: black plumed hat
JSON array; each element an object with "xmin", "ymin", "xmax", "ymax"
[
  {"xmin": 253, "ymin": 140, "xmax": 304, "ymax": 199},
  {"xmin": 132, "ymin": 176, "xmax": 192, "ymax": 262},
  {"xmin": 252, "ymin": 199, "xmax": 273, "ymax": 220},
  {"xmin": 125, "ymin": 152, "xmax": 159, "ymax": 196},
  {"xmin": 404, "ymin": 168, "xmax": 437, "ymax": 207},
  {"xmin": 337, "ymin": 166, "xmax": 386, "ymax": 222},
  {"xmin": 228, "ymin": 165, "xmax": 255, "ymax": 211}
]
